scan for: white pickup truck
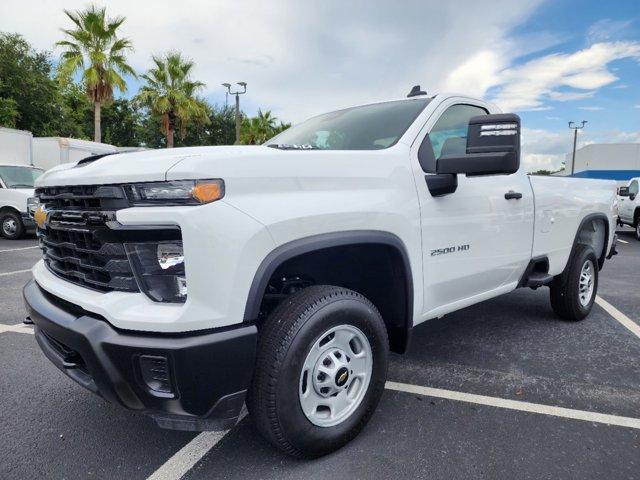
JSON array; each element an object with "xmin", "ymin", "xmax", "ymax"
[
  {"xmin": 617, "ymin": 177, "xmax": 640, "ymax": 240},
  {"xmin": 24, "ymin": 90, "xmax": 618, "ymax": 458},
  {"xmin": 0, "ymin": 164, "xmax": 43, "ymax": 239}
]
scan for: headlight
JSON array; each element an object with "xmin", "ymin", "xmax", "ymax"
[
  {"xmin": 27, "ymin": 197, "xmax": 40, "ymax": 216},
  {"xmin": 124, "ymin": 179, "xmax": 224, "ymax": 206},
  {"xmin": 126, "ymin": 241, "xmax": 187, "ymax": 303}
]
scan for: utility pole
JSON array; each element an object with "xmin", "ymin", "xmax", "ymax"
[
  {"xmin": 222, "ymin": 82, "xmax": 247, "ymax": 144},
  {"xmin": 568, "ymin": 120, "xmax": 587, "ymax": 176}
]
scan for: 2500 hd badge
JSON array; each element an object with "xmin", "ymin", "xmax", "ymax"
[{"xmin": 431, "ymin": 244, "xmax": 470, "ymax": 256}]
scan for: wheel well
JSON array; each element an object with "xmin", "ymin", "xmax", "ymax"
[
  {"xmin": 575, "ymin": 216, "xmax": 607, "ymax": 267},
  {"xmin": 248, "ymin": 239, "xmax": 413, "ymax": 354},
  {"xmin": 634, "ymin": 207, "xmax": 640, "ymax": 224},
  {"xmin": 0, "ymin": 206, "xmax": 21, "ymax": 217}
]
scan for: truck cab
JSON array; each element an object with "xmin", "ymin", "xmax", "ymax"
[
  {"xmin": 0, "ymin": 164, "xmax": 43, "ymax": 239},
  {"xmin": 617, "ymin": 177, "xmax": 640, "ymax": 240}
]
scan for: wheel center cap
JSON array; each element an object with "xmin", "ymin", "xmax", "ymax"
[{"xmin": 335, "ymin": 367, "xmax": 349, "ymax": 387}]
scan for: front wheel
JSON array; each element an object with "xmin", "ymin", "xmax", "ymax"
[
  {"xmin": 248, "ymin": 285, "xmax": 389, "ymax": 458},
  {"xmin": 635, "ymin": 217, "xmax": 640, "ymax": 241},
  {"xmin": 550, "ymin": 244, "xmax": 598, "ymax": 321},
  {"xmin": 0, "ymin": 211, "xmax": 25, "ymax": 239}
]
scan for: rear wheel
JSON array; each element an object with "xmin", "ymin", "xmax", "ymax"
[
  {"xmin": 0, "ymin": 211, "xmax": 24, "ymax": 240},
  {"xmin": 248, "ymin": 285, "xmax": 389, "ymax": 458},
  {"xmin": 550, "ymin": 244, "xmax": 598, "ymax": 321}
]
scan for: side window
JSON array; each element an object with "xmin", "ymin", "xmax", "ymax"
[
  {"xmin": 419, "ymin": 104, "xmax": 488, "ymax": 173},
  {"xmin": 629, "ymin": 180, "xmax": 639, "ymax": 196}
]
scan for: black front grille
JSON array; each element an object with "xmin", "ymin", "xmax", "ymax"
[
  {"xmin": 36, "ymin": 184, "xmax": 138, "ymax": 293},
  {"xmin": 35, "ymin": 184, "xmax": 181, "ymax": 294},
  {"xmin": 37, "ymin": 184, "xmax": 130, "ymax": 211}
]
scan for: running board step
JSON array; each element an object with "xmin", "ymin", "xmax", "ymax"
[{"xmin": 526, "ymin": 273, "xmax": 554, "ymax": 287}]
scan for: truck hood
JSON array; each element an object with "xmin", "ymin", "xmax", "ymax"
[
  {"xmin": 35, "ymin": 144, "xmax": 403, "ymax": 188},
  {"xmin": 34, "ymin": 148, "xmax": 210, "ymax": 187}
]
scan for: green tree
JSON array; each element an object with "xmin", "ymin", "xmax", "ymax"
[
  {"xmin": 56, "ymin": 79, "xmax": 92, "ymax": 139},
  {"xmin": 240, "ymin": 109, "xmax": 290, "ymax": 144},
  {"xmin": 0, "ymin": 33, "xmax": 61, "ymax": 135},
  {"xmin": 0, "ymin": 97, "xmax": 19, "ymax": 127},
  {"xmin": 56, "ymin": 5, "xmax": 136, "ymax": 143},
  {"xmin": 178, "ymin": 105, "xmax": 237, "ymax": 147},
  {"xmin": 101, "ymin": 98, "xmax": 142, "ymax": 146},
  {"xmin": 136, "ymin": 52, "xmax": 209, "ymax": 148}
]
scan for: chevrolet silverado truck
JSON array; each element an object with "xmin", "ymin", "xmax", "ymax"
[
  {"xmin": 617, "ymin": 177, "xmax": 640, "ymax": 240},
  {"xmin": 24, "ymin": 90, "xmax": 618, "ymax": 458},
  {"xmin": 0, "ymin": 164, "xmax": 43, "ymax": 239}
]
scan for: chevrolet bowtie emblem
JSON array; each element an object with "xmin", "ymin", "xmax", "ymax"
[{"xmin": 34, "ymin": 206, "xmax": 49, "ymax": 229}]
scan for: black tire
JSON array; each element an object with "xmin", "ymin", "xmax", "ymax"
[
  {"xmin": 248, "ymin": 285, "xmax": 389, "ymax": 458},
  {"xmin": 550, "ymin": 244, "xmax": 598, "ymax": 321},
  {"xmin": 634, "ymin": 216, "xmax": 640, "ymax": 241},
  {"xmin": 0, "ymin": 211, "xmax": 25, "ymax": 240}
]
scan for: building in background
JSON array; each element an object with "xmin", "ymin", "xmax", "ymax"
[{"xmin": 561, "ymin": 143, "xmax": 640, "ymax": 185}]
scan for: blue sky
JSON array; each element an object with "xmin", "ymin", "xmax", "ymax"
[{"xmin": 0, "ymin": 0, "xmax": 638, "ymax": 170}]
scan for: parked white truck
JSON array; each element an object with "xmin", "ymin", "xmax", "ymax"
[
  {"xmin": 24, "ymin": 90, "xmax": 618, "ymax": 458},
  {"xmin": 0, "ymin": 164, "xmax": 43, "ymax": 238},
  {"xmin": 617, "ymin": 177, "xmax": 640, "ymax": 239}
]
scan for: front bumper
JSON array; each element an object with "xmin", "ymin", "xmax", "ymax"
[{"xmin": 23, "ymin": 279, "xmax": 257, "ymax": 431}]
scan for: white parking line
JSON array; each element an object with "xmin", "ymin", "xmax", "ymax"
[
  {"xmin": 386, "ymin": 381, "xmax": 640, "ymax": 430},
  {"xmin": 0, "ymin": 268, "xmax": 32, "ymax": 277},
  {"xmin": 596, "ymin": 295, "xmax": 640, "ymax": 340},
  {"xmin": 618, "ymin": 239, "xmax": 629, "ymax": 244},
  {"xmin": 0, "ymin": 323, "xmax": 34, "ymax": 335},
  {"xmin": 147, "ymin": 412, "xmax": 246, "ymax": 480},
  {"xmin": 0, "ymin": 246, "xmax": 39, "ymax": 253}
]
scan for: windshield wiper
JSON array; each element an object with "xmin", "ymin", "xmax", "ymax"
[
  {"xmin": 267, "ymin": 143, "xmax": 320, "ymax": 150},
  {"xmin": 9, "ymin": 184, "xmax": 34, "ymax": 188}
]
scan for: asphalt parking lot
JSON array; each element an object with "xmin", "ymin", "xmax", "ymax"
[{"xmin": 1, "ymin": 230, "xmax": 639, "ymax": 480}]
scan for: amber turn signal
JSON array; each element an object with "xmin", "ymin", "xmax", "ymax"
[{"xmin": 192, "ymin": 179, "xmax": 225, "ymax": 204}]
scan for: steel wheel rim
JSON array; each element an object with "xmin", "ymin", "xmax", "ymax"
[
  {"xmin": 2, "ymin": 218, "xmax": 17, "ymax": 236},
  {"xmin": 299, "ymin": 324, "xmax": 373, "ymax": 427},
  {"xmin": 578, "ymin": 259, "xmax": 595, "ymax": 307}
]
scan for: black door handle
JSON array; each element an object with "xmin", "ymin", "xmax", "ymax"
[{"xmin": 504, "ymin": 191, "xmax": 522, "ymax": 200}]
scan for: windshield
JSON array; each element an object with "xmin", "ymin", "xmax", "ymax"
[
  {"xmin": 0, "ymin": 166, "xmax": 44, "ymax": 188},
  {"xmin": 268, "ymin": 98, "xmax": 430, "ymax": 150}
]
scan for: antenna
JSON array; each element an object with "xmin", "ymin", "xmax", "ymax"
[{"xmin": 407, "ymin": 85, "xmax": 427, "ymax": 98}]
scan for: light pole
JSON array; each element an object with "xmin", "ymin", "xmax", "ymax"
[
  {"xmin": 222, "ymin": 82, "xmax": 247, "ymax": 144},
  {"xmin": 568, "ymin": 120, "xmax": 587, "ymax": 176}
]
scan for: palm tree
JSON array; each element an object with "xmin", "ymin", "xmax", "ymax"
[
  {"xmin": 136, "ymin": 53, "xmax": 209, "ymax": 148},
  {"xmin": 56, "ymin": 6, "xmax": 136, "ymax": 143},
  {"xmin": 241, "ymin": 109, "xmax": 287, "ymax": 145}
]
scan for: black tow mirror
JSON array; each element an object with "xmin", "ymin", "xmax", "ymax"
[
  {"xmin": 618, "ymin": 186, "xmax": 630, "ymax": 197},
  {"xmin": 437, "ymin": 113, "xmax": 521, "ymax": 177}
]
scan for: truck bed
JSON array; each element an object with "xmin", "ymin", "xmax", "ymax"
[{"xmin": 529, "ymin": 175, "xmax": 617, "ymax": 275}]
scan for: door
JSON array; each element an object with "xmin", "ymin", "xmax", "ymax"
[{"xmin": 411, "ymin": 100, "xmax": 535, "ymax": 319}]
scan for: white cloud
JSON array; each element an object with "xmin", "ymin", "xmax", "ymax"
[
  {"xmin": 490, "ymin": 42, "xmax": 640, "ymax": 111},
  {"xmin": 577, "ymin": 106, "xmax": 604, "ymax": 111},
  {"xmin": 587, "ymin": 19, "xmax": 634, "ymax": 44},
  {"xmin": 0, "ymin": 0, "xmax": 545, "ymax": 121}
]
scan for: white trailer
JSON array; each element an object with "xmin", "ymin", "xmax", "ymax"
[
  {"xmin": 0, "ymin": 127, "xmax": 33, "ymax": 166},
  {"xmin": 32, "ymin": 137, "xmax": 117, "ymax": 171}
]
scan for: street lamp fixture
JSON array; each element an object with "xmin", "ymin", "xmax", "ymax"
[
  {"xmin": 568, "ymin": 120, "xmax": 587, "ymax": 176},
  {"xmin": 222, "ymin": 82, "xmax": 248, "ymax": 144}
]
